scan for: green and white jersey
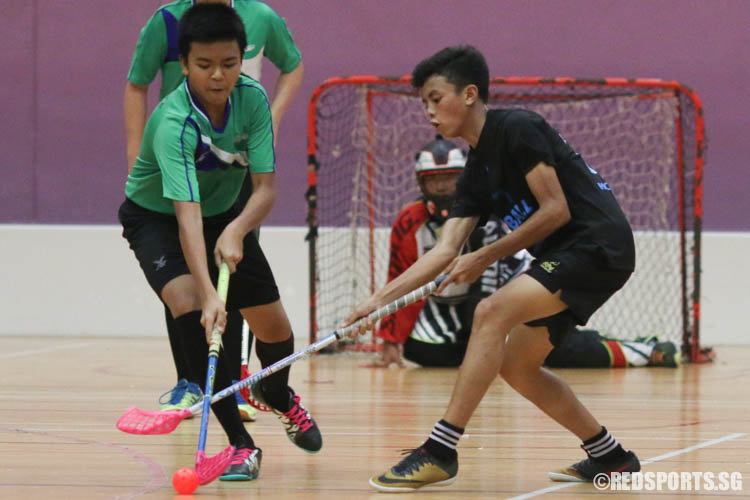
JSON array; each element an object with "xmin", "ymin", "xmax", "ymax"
[
  {"xmin": 125, "ymin": 75, "xmax": 275, "ymax": 216},
  {"xmin": 127, "ymin": 0, "xmax": 301, "ymax": 99}
]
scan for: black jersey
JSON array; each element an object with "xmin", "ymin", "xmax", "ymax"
[{"xmin": 451, "ymin": 109, "xmax": 635, "ymax": 271}]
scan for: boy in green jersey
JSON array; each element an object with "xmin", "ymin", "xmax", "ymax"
[
  {"xmin": 125, "ymin": 0, "xmax": 303, "ymax": 170},
  {"xmin": 119, "ymin": 4, "xmax": 320, "ymax": 481},
  {"xmin": 124, "ymin": 0, "xmax": 303, "ymax": 418}
]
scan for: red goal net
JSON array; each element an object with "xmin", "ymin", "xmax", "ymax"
[{"xmin": 305, "ymin": 76, "xmax": 709, "ymax": 362}]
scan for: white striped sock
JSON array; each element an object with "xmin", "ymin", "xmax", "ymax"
[
  {"xmin": 429, "ymin": 421, "xmax": 463, "ymax": 450},
  {"xmin": 583, "ymin": 429, "xmax": 621, "ymax": 458}
]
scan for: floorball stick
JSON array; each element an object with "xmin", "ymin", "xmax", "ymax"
[
  {"xmin": 117, "ymin": 275, "xmax": 447, "ymax": 436},
  {"xmin": 193, "ymin": 262, "xmax": 235, "ymax": 485}
]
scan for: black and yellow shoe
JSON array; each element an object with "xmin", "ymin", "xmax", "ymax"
[
  {"xmin": 549, "ymin": 450, "xmax": 640, "ymax": 482},
  {"xmin": 369, "ymin": 446, "xmax": 458, "ymax": 492}
]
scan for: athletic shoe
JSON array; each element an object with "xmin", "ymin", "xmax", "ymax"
[
  {"xmin": 219, "ymin": 447, "xmax": 262, "ymax": 481},
  {"xmin": 158, "ymin": 379, "xmax": 202, "ymax": 416},
  {"xmin": 649, "ymin": 341, "xmax": 681, "ymax": 367},
  {"xmin": 548, "ymin": 450, "xmax": 641, "ymax": 482},
  {"xmin": 251, "ymin": 385, "xmax": 322, "ymax": 453},
  {"xmin": 369, "ymin": 446, "xmax": 458, "ymax": 492},
  {"xmin": 233, "ymin": 381, "xmax": 258, "ymax": 422}
]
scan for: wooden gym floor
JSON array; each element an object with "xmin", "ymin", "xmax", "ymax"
[{"xmin": 0, "ymin": 336, "xmax": 748, "ymax": 499}]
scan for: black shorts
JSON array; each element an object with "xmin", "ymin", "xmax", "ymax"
[
  {"xmin": 524, "ymin": 246, "xmax": 631, "ymax": 346},
  {"xmin": 118, "ymin": 198, "xmax": 279, "ymax": 310}
]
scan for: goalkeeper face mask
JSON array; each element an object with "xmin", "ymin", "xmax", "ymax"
[{"xmin": 415, "ymin": 135, "xmax": 466, "ymax": 222}]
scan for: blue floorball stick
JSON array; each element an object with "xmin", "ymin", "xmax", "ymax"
[{"xmin": 193, "ymin": 262, "xmax": 234, "ymax": 485}]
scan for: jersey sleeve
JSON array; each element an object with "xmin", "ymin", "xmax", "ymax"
[
  {"xmin": 127, "ymin": 11, "xmax": 168, "ymax": 86},
  {"xmin": 376, "ymin": 204, "xmax": 425, "ymax": 344},
  {"xmin": 504, "ymin": 111, "xmax": 557, "ymax": 175},
  {"xmin": 449, "ymin": 167, "xmax": 490, "ymax": 228},
  {"xmin": 387, "ymin": 207, "xmax": 420, "ymax": 280},
  {"xmin": 244, "ymin": 85, "xmax": 276, "ymax": 174},
  {"xmin": 450, "ymin": 169, "xmax": 481, "ymax": 217},
  {"xmin": 259, "ymin": 5, "xmax": 302, "ymax": 73},
  {"xmin": 154, "ymin": 116, "xmax": 201, "ymax": 203}
]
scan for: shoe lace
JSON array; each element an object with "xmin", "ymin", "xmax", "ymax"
[
  {"xmin": 158, "ymin": 380, "xmax": 187, "ymax": 405},
  {"xmin": 282, "ymin": 395, "xmax": 313, "ymax": 432},
  {"xmin": 392, "ymin": 448, "xmax": 429, "ymax": 475},
  {"xmin": 230, "ymin": 447, "xmax": 252, "ymax": 466}
]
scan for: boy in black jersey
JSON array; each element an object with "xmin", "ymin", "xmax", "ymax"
[{"xmin": 344, "ymin": 45, "xmax": 641, "ymax": 492}]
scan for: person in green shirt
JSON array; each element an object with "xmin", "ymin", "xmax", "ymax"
[
  {"xmin": 124, "ymin": 0, "xmax": 303, "ymax": 419},
  {"xmin": 125, "ymin": 0, "xmax": 303, "ymax": 170},
  {"xmin": 118, "ymin": 4, "xmax": 320, "ymax": 481}
]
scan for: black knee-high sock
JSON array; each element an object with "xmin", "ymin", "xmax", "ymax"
[
  {"xmin": 255, "ymin": 334, "xmax": 294, "ymax": 411},
  {"xmin": 221, "ymin": 310, "xmax": 247, "ymax": 381},
  {"xmin": 173, "ymin": 311, "xmax": 254, "ymax": 449},
  {"xmin": 165, "ymin": 306, "xmax": 193, "ymax": 383}
]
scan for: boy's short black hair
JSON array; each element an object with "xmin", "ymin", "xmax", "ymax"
[
  {"xmin": 411, "ymin": 45, "xmax": 489, "ymax": 102},
  {"xmin": 178, "ymin": 3, "xmax": 247, "ymax": 59}
]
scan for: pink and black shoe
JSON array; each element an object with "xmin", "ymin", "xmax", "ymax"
[
  {"xmin": 251, "ymin": 385, "xmax": 322, "ymax": 453},
  {"xmin": 219, "ymin": 447, "xmax": 262, "ymax": 481}
]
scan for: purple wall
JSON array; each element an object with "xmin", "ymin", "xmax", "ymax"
[{"xmin": 2, "ymin": 0, "xmax": 748, "ymax": 229}]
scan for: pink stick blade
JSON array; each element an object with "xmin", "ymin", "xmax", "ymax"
[
  {"xmin": 116, "ymin": 407, "xmax": 191, "ymax": 435},
  {"xmin": 195, "ymin": 446, "xmax": 236, "ymax": 485}
]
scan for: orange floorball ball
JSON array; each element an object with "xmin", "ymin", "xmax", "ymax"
[{"xmin": 172, "ymin": 467, "xmax": 199, "ymax": 494}]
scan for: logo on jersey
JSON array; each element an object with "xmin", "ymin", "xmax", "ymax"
[
  {"xmin": 233, "ymin": 132, "xmax": 248, "ymax": 145},
  {"xmin": 194, "ymin": 135, "xmax": 249, "ymax": 172},
  {"xmin": 153, "ymin": 255, "xmax": 167, "ymax": 271},
  {"xmin": 540, "ymin": 261, "xmax": 560, "ymax": 273},
  {"xmin": 583, "ymin": 161, "xmax": 612, "ymax": 190},
  {"xmin": 502, "ymin": 199, "xmax": 534, "ymax": 230}
]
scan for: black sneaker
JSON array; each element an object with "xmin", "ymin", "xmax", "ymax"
[
  {"xmin": 251, "ymin": 385, "xmax": 322, "ymax": 453},
  {"xmin": 219, "ymin": 447, "xmax": 262, "ymax": 481},
  {"xmin": 370, "ymin": 446, "xmax": 458, "ymax": 492},
  {"xmin": 549, "ymin": 450, "xmax": 640, "ymax": 482}
]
